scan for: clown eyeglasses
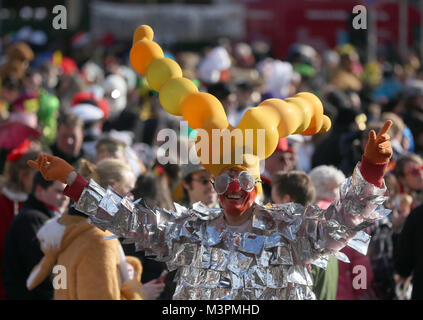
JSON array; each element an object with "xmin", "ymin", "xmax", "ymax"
[{"xmin": 211, "ymin": 171, "xmax": 261, "ymax": 195}]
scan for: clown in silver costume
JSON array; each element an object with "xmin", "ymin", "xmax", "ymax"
[
  {"xmin": 74, "ymin": 163, "xmax": 389, "ymax": 300},
  {"xmin": 25, "ymin": 24, "xmax": 394, "ymax": 300}
]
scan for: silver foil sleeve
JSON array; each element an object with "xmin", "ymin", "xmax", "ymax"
[
  {"xmin": 262, "ymin": 162, "xmax": 389, "ymax": 267},
  {"xmin": 302, "ymin": 162, "xmax": 389, "ymax": 264}
]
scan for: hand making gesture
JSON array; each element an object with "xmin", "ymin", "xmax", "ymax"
[
  {"xmin": 364, "ymin": 120, "xmax": 393, "ymax": 164},
  {"xmin": 27, "ymin": 154, "xmax": 75, "ymax": 184}
]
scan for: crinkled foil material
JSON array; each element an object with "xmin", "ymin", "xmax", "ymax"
[
  {"xmin": 75, "ymin": 179, "xmax": 104, "ymax": 216},
  {"xmin": 76, "ymin": 163, "xmax": 389, "ymax": 300},
  {"xmin": 347, "ymin": 230, "xmax": 371, "ymax": 255},
  {"xmin": 311, "ymin": 255, "xmax": 329, "ymax": 269},
  {"xmin": 98, "ymin": 187, "xmax": 122, "ymax": 217}
]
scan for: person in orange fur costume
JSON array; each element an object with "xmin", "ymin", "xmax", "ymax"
[{"xmin": 26, "ymin": 159, "xmax": 145, "ymax": 300}]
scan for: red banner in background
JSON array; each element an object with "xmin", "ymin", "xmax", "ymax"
[{"xmin": 241, "ymin": 0, "xmax": 421, "ymax": 59}]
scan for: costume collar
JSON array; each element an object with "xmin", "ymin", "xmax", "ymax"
[{"xmin": 2, "ymin": 186, "xmax": 28, "ymax": 202}]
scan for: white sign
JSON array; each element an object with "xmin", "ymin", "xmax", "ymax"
[{"xmin": 90, "ymin": 1, "xmax": 246, "ymax": 43}]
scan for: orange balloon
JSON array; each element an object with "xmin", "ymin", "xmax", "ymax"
[
  {"xmin": 146, "ymin": 57, "xmax": 183, "ymax": 92},
  {"xmin": 319, "ymin": 115, "xmax": 332, "ymax": 133},
  {"xmin": 284, "ymin": 97, "xmax": 312, "ymax": 134},
  {"xmin": 180, "ymin": 92, "xmax": 228, "ymax": 129},
  {"xmin": 296, "ymin": 92, "xmax": 324, "ymax": 135},
  {"xmin": 159, "ymin": 77, "xmax": 198, "ymax": 116},
  {"xmin": 236, "ymin": 106, "xmax": 280, "ymax": 159},
  {"xmin": 132, "ymin": 25, "xmax": 154, "ymax": 44},
  {"xmin": 258, "ymin": 99, "xmax": 302, "ymax": 137},
  {"xmin": 130, "ymin": 39, "xmax": 163, "ymax": 75}
]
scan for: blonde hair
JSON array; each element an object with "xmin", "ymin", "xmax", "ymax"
[
  {"xmin": 381, "ymin": 112, "xmax": 405, "ymax": 138},
  {"xmin": 79, "ymin": 158, "xmax": 133, "ymax": 189}
]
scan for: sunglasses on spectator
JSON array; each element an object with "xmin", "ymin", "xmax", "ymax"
[{"xmin": 406, "ymin": 165, "xmax": 423, "ymax": 176}]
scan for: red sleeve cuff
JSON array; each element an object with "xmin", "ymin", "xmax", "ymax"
[
  {"xmin": 359, "ymin": 156, "xmax": 388, "ymax": 188},
  {"xmin": 63, "ymin": 173, "xmax": 89, "ymax": 203}
]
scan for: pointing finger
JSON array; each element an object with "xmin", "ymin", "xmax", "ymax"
[{"xmin": 377, "ymin": 120, "xmax": 393, "ymax": 139}]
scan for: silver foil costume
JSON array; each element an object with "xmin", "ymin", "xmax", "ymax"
[{"xmin": 74, "ymin": 163, "xmax": 390, "ymax": 300}]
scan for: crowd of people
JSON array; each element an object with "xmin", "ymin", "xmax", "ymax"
[{"xmin": 0, "ymin": 25, "xmax": 422, "ymax": 300}]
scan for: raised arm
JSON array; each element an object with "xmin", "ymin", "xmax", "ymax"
[
  {"xmin": 27, "ymin": 154, "xmax": 197, "ymax": 261},
  {"xmin": 295, "ymin": 120, "xmax": 393, "ymax": 265}
]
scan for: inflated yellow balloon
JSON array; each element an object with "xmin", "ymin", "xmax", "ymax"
[
  {"xmin": 133, "ymin": 25, "xmax": 154, "ymax": 44},
  {"xmin": 159, "ymin": 77, "xmax": 198, "ymax": 116},
  {"xmin": 320, "ymin": 115, "xmax": 332, "ymax": 132},
  {"xmin": 236, "ymin": 106, "xmax": 280, "ymax": 159},
  {"xmin": 180, "ymin": 92, "xmax": 228, "ymax": 129},
  {"xmin": 130, "ymin": 39, "xmax": 164, "ymax": 75},
  {"xmin": 146, "ymin": 58, "xmax": 183, "ymax": 92},
  {"xmin": 296, "ymin": 92, "xmax": 324, "ymax": 136},
  {"xmin": 258, "ymin": 99, "xmax": 302, "ymax": 137},
  {"xmin": 284, "ymin": 96, "xmax": 313, "ymax": 134}
]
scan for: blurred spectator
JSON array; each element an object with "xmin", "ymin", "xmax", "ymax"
[
  {"xmin": 336, "ymin": 246, "xmax": 375, "ymax": 300},
  {"xmin": 39, "ymin": 61, "xmax": 60, "ymax": 93},
  {"xmin": 261, "ymin": 138, "xmax": 297, "ymax": 203},
  {"xmin": 257, "ymin": 59, "xmax": 294, "ymax": 99},
  {"xmin": 309, "ymin": 164, "xmax": 375, "ymax": 300},
  {"xmin": 270, "ymin": 170, "xmax": 315, "ymax": 206},
  {"xmin": 70, "ymin": 102, "xmax": 104, "ymax": 161},
  {"xmin": 103, "ymin": 74, "xmax": 128, "ymax": 123},
  {"xmin": 312, "ymin": 89, "xmax": 361, "ymax": 174},
  {"xmin": 50, "ymin": 113, "xmax": 85, "ymax": 168},
  {"xmin": 367, "ymin": 173, "xmax": 407, "ymax": 300},
  {"xmin": 227, "ymin": 81, "xmax": 257, "ymax": 127},
  {"xmin": 3, "ymin": 172, "xmax": 68, "ymax": 299},
  {"xmin": 309, "ymin": 165, "xmax": 345, "ymax": 300},
  {"xmin": 0, "ymin": 77, "xmax": 21, "ymax": 111},
  {"xmin": 0, "ymin": 42, "xmax": 34, "ymax": 82},
  {"xmin": 0, "ymin": 140, "xmax": 42, "ymax": 300},
  {"xmin": 394, "ymin": 201, "xmax": 423, "ymax": 300},
  {"xmin": 180, "ymin": 162, "xmax": 218, "ymax": 209},
  {"xmin": 381, "ymin": 112, "xmax": 407, "ymax": 158},
  {"xmin": 330, "ymin": 46, "xmax": 362, "ymax": 92},
  {"xmin": 373, "ymin": 63, "xmax": 403, "ymax": 104},
  {"xmin": 394, "ymin": 154, "xmax": 423, "ymax": 210},
  {"xmin": 263, "ymin": 138, "xmax": 297, "ymax": 178},
  {"xmin": 197, "ymin": 46, "xmax": 231, "ymax": 85},
  {"xmin": 55, "ymin": 72, "xmax": 85, "ymax": 111},
  {"xmin": 95, "ymin": 137, "xmax": 126, "ymax": 164},
  {"xmin": 309, "ymin": 165, "xmax": 345, "ymax": 210}
]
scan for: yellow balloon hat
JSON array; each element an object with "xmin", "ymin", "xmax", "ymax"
[{"xmin": 129, "ymin": 25, "xmax": 332, "ymax": 193}]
